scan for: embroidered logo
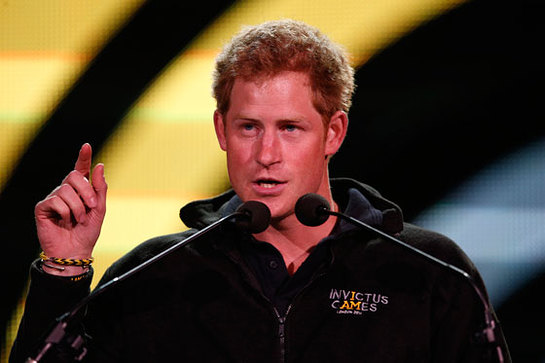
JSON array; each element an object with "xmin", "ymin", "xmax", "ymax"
[{"xmin": 329, "ymin": 288, "xmax": 389, "ymax": 315}]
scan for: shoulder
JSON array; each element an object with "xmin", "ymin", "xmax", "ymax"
[{"xmin": 399, "ymin": 223, "xmax": 478, "ymax": 275}]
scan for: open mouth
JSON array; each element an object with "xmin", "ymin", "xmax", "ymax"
[{"xmin": 256, "ymin": 179, "xmax": 284, "ymax": 189}]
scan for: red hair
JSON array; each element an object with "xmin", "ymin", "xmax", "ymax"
[{"xmin": 212, "ymin": 19, "xmax": 355, "ymax": 123}]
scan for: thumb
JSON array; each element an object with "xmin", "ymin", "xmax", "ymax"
[{"xmin": 91, "ymin": 163, "xmax": 107, "ymax": 209}]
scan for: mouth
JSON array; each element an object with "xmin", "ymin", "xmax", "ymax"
[{"xmin": 254, "ymin": 179, "xmax": 286, "ymax": 189}]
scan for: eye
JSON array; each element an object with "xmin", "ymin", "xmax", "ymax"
[
  {"xmin": 281, "ymin": 122, "xmax": 303, "ymax": 133},
  {"xmin": 238, "ymin": 121, "xmax": 259, "ymax": 136}
]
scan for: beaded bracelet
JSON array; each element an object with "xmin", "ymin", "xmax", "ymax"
[{"xmin": 39, "ymin": 251, "xmax": 94, "ymax": 271}]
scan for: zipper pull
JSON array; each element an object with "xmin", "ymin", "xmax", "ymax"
[{"xmin": 278, "ymin": 316, "xmax": 285, "ymax": 338}]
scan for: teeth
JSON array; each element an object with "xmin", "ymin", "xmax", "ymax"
[{"xmin": 259, "ymin": 181, "xmax": 279, "ymax": 188}]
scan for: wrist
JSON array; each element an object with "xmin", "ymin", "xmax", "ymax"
[
  {"xmin": 39, "ymin": 251, "xmax": 94, "ymax": 276},
  {"xmin": 41, "ymin": 249, "xmax": 93, "ymax": 260},
  {"xmin": 41, "ymin": 261, "xmax": 91, "ymax": 277}
]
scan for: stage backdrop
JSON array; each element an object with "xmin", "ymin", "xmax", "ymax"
[{"xmin": 1, "ymin": 0, "xmax": 543, "ymax": 361}]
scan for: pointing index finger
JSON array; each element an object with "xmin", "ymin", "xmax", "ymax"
[{"xmin": 74, "ymin": 143, "xmax": 93, "ymax": 178}]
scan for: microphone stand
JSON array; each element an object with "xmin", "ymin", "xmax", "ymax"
[
  {"xmin": 27, "ymin": 211, "xmax": 247, "ymax": 362},
  {"xmin": 325, "ymin": 209, "xmax": 505, "ymax": 363}
]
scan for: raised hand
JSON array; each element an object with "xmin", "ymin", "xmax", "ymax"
[{"xmin": 35, "ymin": 143, "xmax": 107, "ymax": 275}]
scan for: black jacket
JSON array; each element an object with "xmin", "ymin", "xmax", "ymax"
[{"xmin": 11, "ymin": 178, "xmax": 510, "ymax": 362}]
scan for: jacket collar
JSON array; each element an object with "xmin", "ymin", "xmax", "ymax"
[{"xmin": 179, "ymin": 178, "xmax": 404, "ymax": 235}]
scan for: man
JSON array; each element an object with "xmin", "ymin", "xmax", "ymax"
[{"xmin": 11, "ymin": 19, "xmax": 509, "ymax": 362}]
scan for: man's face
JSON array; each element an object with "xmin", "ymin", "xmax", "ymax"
[{"xmin": 214, "ymin": 71, "xmax": 347, "ymax": 223}]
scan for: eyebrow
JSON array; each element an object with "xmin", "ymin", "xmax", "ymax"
[{"xmin": 233, "ymin": 116, "xmax": 307, "ymax": 124}]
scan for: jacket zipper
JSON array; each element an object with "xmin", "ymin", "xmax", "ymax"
[
  {"xmin": 224, "ymin": 249, "xmax": 290, "ymax": 362},
  {"xmin": 271, "ymin": 254, "xmax": 336, "ymax": 363},
  {"xmin": 274, "ymin": 305, "xmax": 291, "ymax": 363},
  {"xmin": 273, "ymin": 265, "xmax": 330, "ymax": 363},
  {"xmin": 224, "ymin": 237, "xmax": 336, "ymax": 363}
]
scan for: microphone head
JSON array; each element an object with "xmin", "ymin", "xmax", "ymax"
[
  {"xmin": 295, "ymin": 193, "xmax": 331, "ymax": 227},
  {"xmin": 235, "ymin": 201, "xmax": 271, "ymax": 233}
]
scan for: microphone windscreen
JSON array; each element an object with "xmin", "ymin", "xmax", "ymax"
[
  {"xmin": 235, "ymin": 201, "xmax": 271, "ymax": 233},
  {"xmin": 295, "ymin": 193, "xmax": 331, "ymax": 226}
]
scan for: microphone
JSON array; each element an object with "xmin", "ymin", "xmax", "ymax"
[
  {"xmin": 235, "ymin": 200, "xmax": 271, "ymax": 233},
  {"xmin": 27, "ymin": 200, "xmax": 270, "ymax": 362},
  {"xmin": 295, "ymin": 193, "xmax": 505, "ymax": 363},
  {"xmin": 294, "ymin": 193, "xmax": 330, "ymax": 226}
]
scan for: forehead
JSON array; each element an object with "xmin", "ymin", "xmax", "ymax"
[
  {"xmin": 235, "ymin": 71, "xmax": 311, "ymax": 94},
  {"xmin": 228, "ymin": 72, "xmax": 317, "ymax": 114}
]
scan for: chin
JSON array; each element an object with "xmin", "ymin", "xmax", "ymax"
[{"xmin": 269, "ymin": 205, "xmax": 296, "ymax": 222}]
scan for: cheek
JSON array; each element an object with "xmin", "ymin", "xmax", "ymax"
[
  {"xmin": 225, "ymin": 146, "xmax": 252, "ymax": 175},
  {"xmin": 289, "ymin": 143, "xmax": 327, "ymax": 176},
  {"xmin": 296, "ymin": 139, "xmax": 326, "ymax": 164}
]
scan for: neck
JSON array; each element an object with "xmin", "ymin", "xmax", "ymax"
[{"xmin": 253, "ymin": 202, "xmax": 338, "ymax": 275}]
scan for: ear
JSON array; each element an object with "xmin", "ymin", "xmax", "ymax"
[
  {"xmin": 213, "ymin": 110, "xmax": 227, "ymax": 151},
  {"xmin": 325, "ymin": 111, "xmax": 348, "ymax": 157}
]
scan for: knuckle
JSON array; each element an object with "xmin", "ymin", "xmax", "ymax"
[
  {"xmin": 67, "ymin": 169, "xmax": 87, "ymax": 182},
  {"xmin": 58, "ymin": 183, "xmax": 73, "ymax": 194},
  {"xmin": 34, "ymin": 200, "xmax": 44, "ymax": 212},
  {"xmin": 66, "ymin": 170, "xmax": 80, "ymax": 180}
]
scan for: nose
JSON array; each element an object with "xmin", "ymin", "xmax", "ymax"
[{"xmin": 255, "ymin": 130, "xmax": 281, "ymax": 167}]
